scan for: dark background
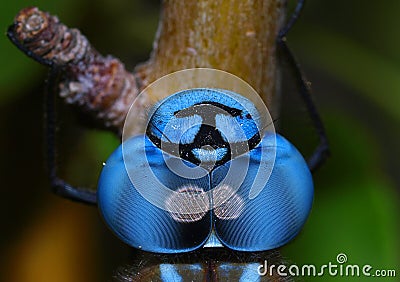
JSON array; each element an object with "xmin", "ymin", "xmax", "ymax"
[{"xmin": 0, "ymin": 0, "xmax": 398, "ymax": 281}]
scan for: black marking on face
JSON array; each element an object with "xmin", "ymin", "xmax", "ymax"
[
  {"xmin": 174, "ymin": 102, "xmax": 242, "ymax": 119},
  {"xmin": 147, "ymin": 101, "xmax": 261, "ymax": 167}
]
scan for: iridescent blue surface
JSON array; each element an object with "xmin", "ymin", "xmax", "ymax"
[
  {"xmin": 97, "ymin": 136, "xmax": 211, "ymax": 253},
  {"xmin": 97, "ymin": 134, "xmax": 313, "ymax": 253},
  {"xmin": 212, "ymin": 134, "xmax": 314, "ymax": 251}
]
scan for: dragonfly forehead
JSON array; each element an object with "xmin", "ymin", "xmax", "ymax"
[{"xmin": 146, "ymin": 88, "xmax": 262, "ymax": 166}]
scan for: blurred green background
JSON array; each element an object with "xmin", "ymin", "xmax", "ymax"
[{"xmin": 0, "ymin": 0, "xmax": 398, "ymax": 281}]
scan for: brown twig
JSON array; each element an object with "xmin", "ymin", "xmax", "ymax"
[
  {"xmin": 8, "ymin": 7, "xmax": 142, "ymax": 133},
  {"xmin": 136, "ymin": 0, "xmax": 286, "ymax": 116}
]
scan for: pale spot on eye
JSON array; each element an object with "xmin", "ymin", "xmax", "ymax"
[
  {"xmin": 165, "ymin": 185, "xmax": 210, "ymax": 223},
  {"xmin": 213, "ymin": 184, "xmax": 244, "ymax": 220}
]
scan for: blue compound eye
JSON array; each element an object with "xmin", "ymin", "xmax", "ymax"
[{"xmin": 97, "ymin": 70, "xmax": 314, "ymax": 254}]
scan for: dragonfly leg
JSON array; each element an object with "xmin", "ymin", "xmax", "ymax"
[
  {"xmin": 45, "ymin": 68, "xmax": 97, "ymax": 205},
  {"xmin": 7, "ymin": 24, "xmax": 54, "ymax": 66},
  {"xmin": 277, "ymin": 0, "xmax": 330, "ymax": 172}
]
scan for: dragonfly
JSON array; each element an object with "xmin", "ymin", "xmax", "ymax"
[{"xmin": 7, "ymin": 0, "xmax": 328, "ymax": 280}]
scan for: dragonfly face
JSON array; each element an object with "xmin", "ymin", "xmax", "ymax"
[
  {"xmin": 146, "ymin": 89, "xmax": 262, "ymax": 167},
  {"xmin": 97, "ymin": 88, "xmax": 314, "ymax": 254}
]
